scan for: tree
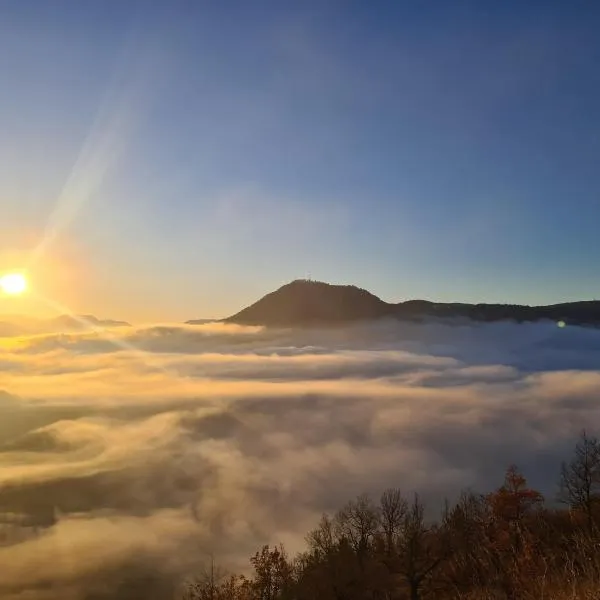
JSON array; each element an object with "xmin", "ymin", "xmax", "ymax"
[
  {"xmin": 379, "ymin": 488, "xmax": 408, "ymax": 556},
  {"xmin": 183, "ymin": 556, "xmax": 250, "ymax": 600},
  {"xmin": 183, "ymin": 555, "xmax": 226, "ymax": 600},
  {"xmin": 179, "ymin": 441, "xmax": 600, "ymax": 600},
  {"xmin": 485, "ymin": 466, "xmax": 545, "ymax": 599},
  {"xmin": 306, "ymin": 514, "xmax": 336, "ymax": 559},
  {"xmin": 559, "ymin": 430, "xmax": 600, "ymax": 535},
  {"xmin": 394, "ymin": 494, "xmax": 450, "ymax": 600},
  {"xmin": 304, "ymin": 514, "xmax": 362, "ymax": 600},
  {"xmin": 249, "ymin": 545, "xmax": 293, "ymax": 600},
  {"xmin": 487, "ymin": 464, "xmax": 543, "ymax": 524},
  {"xmin": 443, "ymin": 491, "xmax": 491, "ymax": 594},
  {"xmin": 334, "ymin": 494, "xmax": 380, "ymax": 561}
]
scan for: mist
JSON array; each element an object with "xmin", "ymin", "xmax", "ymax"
[{"xmin": 0, "ymin": 318, "xmax": 599, "ymax": 598}]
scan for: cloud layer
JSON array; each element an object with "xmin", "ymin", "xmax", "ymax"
[{"xmin": 0, "ymin": 318, "xmax": 599, "ymax": 597}]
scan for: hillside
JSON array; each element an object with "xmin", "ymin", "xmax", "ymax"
[
  {"xmin": 224, "ymin": 280, "xmax": 393, "ymax": 325},
  {"xmin": 222, "ymin": 279, "xmax": 600, "ymax": 327}
]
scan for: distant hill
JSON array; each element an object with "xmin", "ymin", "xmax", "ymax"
[
  {"xmin": 224, "ymin": 280, "xmax": 392, "ymax": 326},
  {"xmin": 185, "ymin": 318, "xmax": 218, "ymax": 325},
  {"xmin": 47, "ymin": 314, "xmax": 130, "ymax": 331},
  {"xmin": 222, "ymin": 279, "xmax": 600, "ymax": 327},
  {"xmin": 0, "ymin": 314, "xmax": 130, "ymax": 337}
]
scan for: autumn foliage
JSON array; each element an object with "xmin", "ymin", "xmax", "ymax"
[{"xmin": 184, "ymin": 432, "xmax": 600, "ymax": 600}]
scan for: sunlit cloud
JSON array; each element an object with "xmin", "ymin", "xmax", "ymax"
[
  {"xmin": 31, "ymin": 293, "xmax": 183, "ymax": 384},
  {"xmin": 0, "ymin": 319, "xmax": 598, "ymax": 597}
]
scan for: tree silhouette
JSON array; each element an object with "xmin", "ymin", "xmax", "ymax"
[
  {"xmin": 182, "ymin": 434, "xmax": 600, "ymax": 600},
  {"xmin": 559, "ymin": 429, "xmax": 600, "ymax": 535},
  {"xmin": 249, "ymin": 545, "xmax": 293, "ymax": 600}
]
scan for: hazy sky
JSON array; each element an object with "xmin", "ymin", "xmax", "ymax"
[{"xmin": 1, "ymin": 1, "xmax": 599, "ymax": 321}]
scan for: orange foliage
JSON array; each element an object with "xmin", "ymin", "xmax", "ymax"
[{"xmin": 486, "ymin": 464, "xmax": 544, "ymax": 523}]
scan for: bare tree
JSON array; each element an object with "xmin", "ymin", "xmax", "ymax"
[
  {"xmin": 442, "ymin": 491, "xmax": 491, "ymax": 594},
  {"xmin": 183, "ymin": 554, "xmax": 228, "ymax": 600},
  {"xmin": 395, "ymin": 494, "xmax": 450, "ymax": 600},
  {"xmin": 306, "ymin": 514, "xmax": 336, "ymax": 558},
  {"xmin": 559, "ymin": 430, "xmax": 600, "ymax": 535},
  {"xmin": 379, "ymin": 488, "xmax": 408, "ymax": 555},
  {"xmin": 334, "ymin": 494, "xmax": 380, "ymax": 559}
]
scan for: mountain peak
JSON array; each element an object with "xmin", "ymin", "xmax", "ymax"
[
  {"xmin": 224, "ymin": 279, "xmax": 389, "ymax": 326},
  {"xmin": 221, "ymin": 280, "xmax": 600, "ymax": 328}
]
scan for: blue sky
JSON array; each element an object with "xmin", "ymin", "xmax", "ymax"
[{"xmin": 0, "ymin": 1, "xmax": 599, "ymax": 320}]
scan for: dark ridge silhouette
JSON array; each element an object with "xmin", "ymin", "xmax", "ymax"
[
  {"xmin": 224, "ymin": 279, "xmax": 391, "ymax": 326},
  {"xmin": 185, "ymin": 318, "xmax": 218, "ymax": 325},
  {"xmin": 222, "ymin": 279, "xmax": 600, "ymax": 327}
]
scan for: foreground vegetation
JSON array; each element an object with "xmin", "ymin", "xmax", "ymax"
[{"xmin": 183, "ymin": 431, "xmax": 600, "ymax": 600}]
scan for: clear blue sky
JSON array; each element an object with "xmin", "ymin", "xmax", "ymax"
[{"xmin": 0, "ymin": 1, "xmax": 599, "ymax": 320}]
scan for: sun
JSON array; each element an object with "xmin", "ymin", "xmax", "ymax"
[{"xmin": 0, "ymin": 272, "xmax": 28, "ymax": 296}]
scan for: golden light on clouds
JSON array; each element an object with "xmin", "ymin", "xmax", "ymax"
[{"xmin": 0, "ymin": 272, "xmax": 28, "ymax": 296}]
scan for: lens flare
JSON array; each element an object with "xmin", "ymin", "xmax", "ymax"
[{"xmin": 0, "ymin": 272, "xmax": 28, "ymax": 296}]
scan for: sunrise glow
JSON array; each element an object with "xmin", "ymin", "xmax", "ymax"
[{"xmin": 0, "ymin": 272, "xmax": 28, "ymax": 296}]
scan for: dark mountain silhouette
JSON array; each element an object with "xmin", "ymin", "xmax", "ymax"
[
  {"xmin": 225, "ymin": 280, "xmax": 391, "ymax": 326},
  {"xmin": 185, "ymin": 318, "xmax": 218, "ymax": 325},
  {"xmin": 222, "ymin": 279, "xmax": 600, "ymax": 327}
]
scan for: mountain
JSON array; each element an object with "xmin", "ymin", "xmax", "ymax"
[
  {"xmin": 46, "ymin": 314, "xmax": 130, "ymax": 331},
  {"xmin": 222, "ymin": 279, "xmax": 600, "ymax": 327},
  {"xmin": 225, "ymin": 280, "xmax": 392, "ymax": 326},
  {"xmin": 0, "ymin": 314, "xmax": 130, "ymax": 337},
  {"xmin": 185, "ymin": 318, "xmax": 218, "ymax": 325}
]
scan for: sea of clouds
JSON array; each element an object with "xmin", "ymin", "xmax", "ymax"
[{"xmin": 0, "ymin": 317, "xmax": 600, "ymax": 598}]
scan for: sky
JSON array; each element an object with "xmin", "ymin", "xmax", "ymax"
[{"xmin": 0, "ymin": 1, "xmax": 599, "ymax": 321}]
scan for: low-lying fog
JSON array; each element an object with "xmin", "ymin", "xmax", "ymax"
[{"xmin": 0, "ymin": 318, "xmax": 599, "ymax": 598}]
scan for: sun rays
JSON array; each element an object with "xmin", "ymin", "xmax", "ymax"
[
  {"xmin": 27, "ymin": 20, "xmax": 162, "ymax": 269},
  {"xmin": 12, "ymin": 21, "xmax": 170, "ymax": 371},
  {"xmin": 0, "ymin": 272, "xmax": 28, "ymax": 296},
  {"xmin": 34, "ymin": 293, "xmax": 185, "ymax": 382}
]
